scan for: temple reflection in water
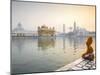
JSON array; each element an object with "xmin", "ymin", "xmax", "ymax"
[{"xmin": 38, "ymin": 37, "xmax": 55, "ymax": 50}]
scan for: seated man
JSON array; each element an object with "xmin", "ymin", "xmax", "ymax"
[{"xmin": 82, "ymin": 36, "xmax": 94, "ymax": 61}]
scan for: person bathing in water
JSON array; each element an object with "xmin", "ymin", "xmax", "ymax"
[{"xmin": 82, "ymin": 36, "xmax": 94, "ymax": 61}]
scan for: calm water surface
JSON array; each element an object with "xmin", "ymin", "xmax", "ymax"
[{"xmin": 11, "ymin": 36, "xmax": 95, "ymax": 74}]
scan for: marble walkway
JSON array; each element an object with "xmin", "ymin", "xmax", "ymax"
[{"xmin": 56, "ymin": 58, "xmax": 96, "ymax": 71}]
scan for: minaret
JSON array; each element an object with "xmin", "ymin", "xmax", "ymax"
[
  {"xmin": 63, "ymin": 24, "xmax": 65, "ymax": 34},
  {"xmin": 63, "ymin": 24, "xmax": 66, "ymax": 50},
  {"xmin": 73, "ymin": 21, "xmax": 76, "ymax": 32}
]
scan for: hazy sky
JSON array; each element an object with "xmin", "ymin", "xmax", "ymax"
[{"xmin": 12, "ymin": 1, "xmax": 95, "ymax": 32}]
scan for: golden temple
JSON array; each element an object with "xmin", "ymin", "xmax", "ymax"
[{"xmin": 38, "ymin": 25, "xmax": 55, "ymax": 36}]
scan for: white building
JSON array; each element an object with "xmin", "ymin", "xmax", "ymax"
[
  {"xmin": 72, "ymin": 21, "xmax": 89, "ymax": 36},
  {"xmin": 12, "ymin": 23, "xmax": 37, "ymax": 36}
]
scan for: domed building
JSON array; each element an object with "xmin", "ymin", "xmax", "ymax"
[
  {"xmin": 12, "ymin": 23, "xmax": 25, "ymax": 36},
  {"xmin": 38, "ymin": 25, "xmax": 55, "ymax": 36},
  {"xmin": 12, "ymin": 23, "xmax": 36, "ymax": 37}
]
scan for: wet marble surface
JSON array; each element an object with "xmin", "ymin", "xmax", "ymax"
[{"xmin": 56, "ymin": 58, "xmax": 96, "ymax": 71}]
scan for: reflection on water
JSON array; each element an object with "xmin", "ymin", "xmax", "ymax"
[
  {"xmin": 11, "ymin": 36, "xmax": 95, "ymax": 74},
  {"xmin": 38, "ymin": 37, "xmax": 55, "ymax": 50}
]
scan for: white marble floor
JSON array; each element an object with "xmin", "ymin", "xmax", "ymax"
[{"xmin": 56, "ymin": 58, "xmax": 96, "ymax": 71}]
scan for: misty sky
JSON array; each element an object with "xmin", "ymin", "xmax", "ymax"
[{"xmin": 12, "ymin": 1, "xmax": 95, "ymax": 32}]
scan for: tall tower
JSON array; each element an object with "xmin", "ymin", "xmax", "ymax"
[
  {"xmin": 63, "ymin": 24, "xmax": 65, "ymax": 33},
  {"xmin": 63, "ymin": 24, "xmax": 66, "ymax": 51},
  {"xmin": 73, "ymin": 21, "xmax": 76, "ymax": 32}
]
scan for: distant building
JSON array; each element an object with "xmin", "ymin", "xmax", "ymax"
[
  {"xmin": 12, "ymin": 23, "xmax": 25, "ymax": 36},
  {"xmin": 73, "ymin": 21, "xmax": 77, "ymax": 33},
  {"xmin": 38, "ymin": 25, "xmax": 55, "ymax": 36},
  {"xmin": 63, "ymin": 24, "xmax": 65, "ymax": 33},
  {"xmin": 12, "ymin": 23, "xmax": 37, "ymax": 36},
  {"xmin": 67, "ymin": 21, "xmax": 91, "ymax": 37},
  {"xmin": 73, "ymin": 21, "xmax": 89, "ymax": 36}
]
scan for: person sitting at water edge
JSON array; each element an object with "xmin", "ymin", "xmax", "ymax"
[{"xmin": 82, "ymin": 36, "xmax": 94, "ymax": 61}]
